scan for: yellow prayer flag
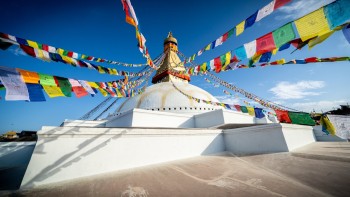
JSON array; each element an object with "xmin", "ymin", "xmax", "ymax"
[
  {"xmin": 115, "ymin": 88, "xmax": 123, "ymax": 97},
  {"xmin": 277, "ymin": 59, "xmax": 286, "ymax": 64},
  {"xmin": 62, "ymin": 56, "xmax": 76, "ymax": 65},
  {"xmin": 205, "ymin": 43, "xmax": 211, "ymax": 51},
  {"xmin": 27, "ymin": 40, "xmax": 39, "ymax": 49},
  {"xmin": 107, "ymin": 82, "xmax": 113, "ymax": 87},
  {"xmin": 252, "ymin": 54, "xmax": 262, "ymax": 63},
  {"xmin": 272, "ymin": 48, "xmax": 278, "ymax": 55},
  {"xmin": 97, "ymin": 66, "xmax": 105, "ymax": 74},
  {"xmin": 308, "ymin": 26, "xmax": 341, "ymax": 49},
  {"xmin": 236, "ymin": 21, "xmax": 245, "ymax": 36},
  {"xmin": 320, "ymin": 115, "xmax": 336, "ymax": 135},
  {"xmin": 225, "ymin": 51, "xmax": 231, "ymax": 66},
  {"xmin": 98, "ymin": 88, "xmax": 108, "ymax": 97},
  {"xmin": 294, "ymin": 8, "xmax": 330, "ymax": 41},
  {"xmin": 247, "ymin": 106, "xmax": 255, "ymax": 116},
  {"xmin": 57, "ymin": 48, "xmax": 64, "ymax": 55},
  {"xmin": 87, "ymin": 82, "xmax": 99, "ymax": 88},
  {"xmin": 42, "ymin": 85, "xmax": 65, "ymax": 98},
  {"xmin": 17, "ymin": 69, "xmax": 39, "ymax": 84}
]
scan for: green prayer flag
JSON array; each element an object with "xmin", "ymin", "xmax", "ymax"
[
  {"xmin": 228, "ymin": 28, "xmax": 235, "ymax": 38},
  {"xmin": 272, "ymin": 23, "xmax": 296, "ymax": 48},
  {"xmin": 288, "ymin": 112, "xmax": 315, "ymax": 126},
  {"xmin": 39, "ymin": 73, "xmax": 56, "ymax": 86},
  {"xmin": 63, "ymin": 50, "xmax": 69, "ymax": 56},
  {"xmin": 56, "ymin": 77, "xmax": 72, "ymax": 97},
  {"xmin": 240, "ymin": 106, "xmax": 248, "ymax": 113}
]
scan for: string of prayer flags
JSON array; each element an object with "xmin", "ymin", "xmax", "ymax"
[
  {"xmin": 294, "ymin": 8, "xmax": 331, "ymax": 42},
  {"xmin": 288, "ymin": 112, "xmax": 315, "ymax": 126},
  {"xmin": 120, "ymin": 0, "xmax": 155, "ymax": 69},
  {"xmin": 275, "ymin": 109, "xmax": 292, "ymax": 123},
  {"xmin": 0, "ymin": 33, "xmax": 149, "ymax": 67},
  {"xmin": 0, "ymin": 66, "xmax": 29, "ymax": 101},
  {"xmin": 185, "ymin": 0, "xmax": 291, "ymax": 63},
  {"xmin": 26, "ymin": 84, "xmax": 46, "ymax": 102},
  {"xmin": 324, "ymin": 0, "xmax": 350, "ymax": 30}
]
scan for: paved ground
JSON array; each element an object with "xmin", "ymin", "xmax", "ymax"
[{"xmin": 1, "ymin": 142, "xmax": 350, "ymax": 197}]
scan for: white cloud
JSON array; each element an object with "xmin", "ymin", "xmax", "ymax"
[
  {"xmin": 215, "ymin": 95, "xmax": 240, "ymax": 104},
  {"xmin": 9, "ymin": 47, "xmax": 26, "ymax": 56},
  {"xmin": 269, "ymin": 80, "xmax": 325, "ymax": 99},
  {"xmin": 290, "ymin": 100, "xmax": 349, "ymax": 112},
  {"xmin": 275, "ymin": 0, "xmax": 335, "ymax": 21}
]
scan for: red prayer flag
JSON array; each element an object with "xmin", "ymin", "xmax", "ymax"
[
  {"xmin": 234, "ymin": 105, "xmax": 241, "ymax": 112},
  {"xmin": 214, "ymin": 57, "xmax": 222, "ymax": 73},
  {"xmin": 275, "ymin": 109, "xmax": 292, "ymax": 123},
  {"xmin": 222, "ymin": 32, "xmax": 229, "ymax": 42},
  {"xmin": 274, "ymin": 0, "xmax": 291, "ymax": 10},
  {"xmin": 72, "ymin": 86, "xmax": 88, "ymax": 98},
  {"xmin": 305, "ymin": 57, "xmax": 319, "ymax": 63},
  {"xmin": 67, "ymin": 51, "xmax": 73, "ymax": 57},
  {"xmin": 256, "ymin": 32, "xmax": 276, "ymax": 54},
  {"xmin": 42, "ymin": 44, "xmax": 49, "ymax": 51},
  {"xmin": 20, "ymin": 45, "xmax": 35, "ymax": 57}
]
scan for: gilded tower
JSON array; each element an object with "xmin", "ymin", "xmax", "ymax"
[{"xmin": 152, "ymin": 32, "xmax": 190, "ymax": 83}]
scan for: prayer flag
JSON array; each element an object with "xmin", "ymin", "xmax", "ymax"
[
  {"xmin": 244, "ymin": 40, "xmax": 256, "ymax": 58},
  {"xmin": 256, "ymin": 1, "xmax": 275, "ymax": 22},
  {"xmin": 259, "ymin": 52, "xmax": 272, "ymax": 63},
  {"xmin": 273, "ymin": 0, "xmax": 291, "ymax": 10},
  {"xmin": 78, "ymin": 80, "xmax": 95, "ymax": 95},
  {"xmin": 72, "ymin": 86, "xmax": 88, "ymax": 98},
  {"xmin": 0, "ymin": 66, "xmax": 29, "ymax": 100},
  {"xmin": 39, "ymin": 73, "xmax": 56, "ymax": 86},
  {"xmin": 278, "ymin": 42, "xmax": 291, "ymax": 51},
  {"xmin": 256, "ymin": 32, "xmax": 276, "ymax": 54},
  {"xmin": 342, "ymin": 24, "xmax": 350, "ymax": 44},
  {"xmin": 236, "ymin": 21, "xmax": 245, "ymax": 36},
  {"xmin": 247, "ymin": 106, "xmax": 255, "ymax": 116},
  {"xmin": 308, "ymin": 27, "xmax": 340, "ymax": 49},
  {"xmin": 98, "ymin": 87, "xmax": 108, "ymax": 97},
  {"xmin": 324, "ymin": 0, "xmax": 350, "ymax": 29},
  {"xmin": 221, "ymin": 51, "xmax": 231, "ymax": 71},
  {"xmin": 272, "ymin": 23, "xmax": 295, "ymax": 48},
  {"xmin": 294, "ymin": 8, "xmax": 331, "ymax": 41},
  {"xmin": 56, "ymin": 77, "xmax": 72, "ymax": 97},
  {"xmin": 17, "ymin": 69, "xmax": 39, "ymax": 84},
  {"xmin": 205, "ymin": 43, "xmax": 211, "ymax": 50},
  {"xmin": 234, "ymin": 105, "xmax": 241, "ymax": 112},
  {"xmin": 275, "ymin": 109, "xmax": 292, "ymax": 123},
  {"xmin": 42, "ymin": 85, "xmax": 65, "ymax": 98},
  {"xmin": 234, "ymin": 46, "xmax": 247, "ymax": 60},
  {"xmin": 27, "ymin": 40, "xmax": 39, "ymax": 49},
  {"xmin": 288, "ymin": 112, "xmax": 315, "ymax": 126},
  {"xmin": 245, "ymin": 11, "xmax": 258, "ymax": 28},
  {"xmin": 27, "ymin": 84, "xmax": 46, "ymax": 102},
  {"xmin": 121, "ymin": 0, "xmax": 139, "ymax": 27},
  {"xmin": 214, "ymin": 57, "xmax": 222, "ymax": 73},
  {"xmin": 320, "ymin": 115, "xmax": 336, "ymax": 135},
  {"xmin": 68, "ymin": 79, "xmax": 81, "ymax": 87},
  {"xmin": 0, "ymin": 39, "xmax": 13, "ymax": 50},
  {"xmin": 254, "ymin": 108, "xmax": 265, "ymax": 118},
  {"xmin": 222, "ymin": 32, "xmax": 229, "ymax": 42},
  {"xmin": 20, "ymin": 45, "xmax": 35, "ymax": 57},
  {"xmin": 240, "ymin": 106, "xmax": 248, "ymax": 113},
  {"xmin": 200, "ymin": 63, "xmax": 207, "ymax": 72},
  {"xmin": 209, "ymin": 59, "xmax": 215, "ymax": 71},
  {"xmin": 215, "ymin": 36, "xmax": 223, "ymax": 47}
]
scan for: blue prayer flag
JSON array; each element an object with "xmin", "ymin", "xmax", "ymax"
[
  {"xmin": 324, "ymin": 0, "xmax": 350, "ymax": 29},
  {"xmin": 342, "ymin": 24, "xmax": 350, "ymax": 44},
  {"xmin": 254, "ymin": 108, "xmax": 265, "ymax": 118},
  {"xmin": 278, "ymin": 43, "xmax": 291, "ymax": 51},
  {"xmin": 245, "ymin": 10, "xmax": 258, "ymax": 29},
  {"xmin": 27, "ymin": 84, "xmax": 46, "ymax": 102},
  {"xmin": 259, "ymin": 52, "xmax": 272, "ymax": 63},
  {"xmin": 234, "ymin": 46, "xmax": 247, "ymax": 61}
]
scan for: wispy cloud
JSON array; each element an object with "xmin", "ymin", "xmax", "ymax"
[
  {"xmin": 9, "ymin": 47, "xmax": 26, "ymax": 56},
  {"xmin": 290, "ymin": 100, "xmax": 349, "ymax": 112},
  {"xmin": 269, "ymin": 80, "xmax": 325, "ymax": 99},
  {"xmin": 275, "ymin": 0, "xmax": 335, "ymax": 21},
  {"xmin": 215, "ymin": 95, "xmax": 240, "ymax": 104}
]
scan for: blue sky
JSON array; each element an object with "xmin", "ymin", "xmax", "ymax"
[{"xmin": 0, "ymin": 0, "xmax": 349, "ymax": 133}]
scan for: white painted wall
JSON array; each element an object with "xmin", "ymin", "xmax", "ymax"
[
  {"xmin": 194, "ymin": 110, "xmax": 225, "ymax": 128},
  {"xmin": 222, "ymin": 110, "xmax": 255, "ymax": 124},
  {"xmin": 21, "ymin": 127, "xmax": 223, "ymax": 188},
  {"xmin": 61, "ymin": 120, "xmax": 106, "ymax": 127},
  {"xmin": 224, "ymin": 124, "xmax": 316, "ymax": 155}
]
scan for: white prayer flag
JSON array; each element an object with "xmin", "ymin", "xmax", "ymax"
[
  {"xmin": 0, "ymin": 66, "xmax": 29, "ymax": 101},
  {"xmin": 256, "ymin": 1, "xmax": 275, "ymax": 22},
  {"xmin": 244, "ymin": 40, "xmax": 257, "ymax": 58},
  {"xmin": 78, "ymin": 80, "xmax": 95, "ymax": 95}
]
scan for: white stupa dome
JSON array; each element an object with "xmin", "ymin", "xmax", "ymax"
[{"xmin": 116, "ymin": 82, "xmax": 223, "ymax": 114}]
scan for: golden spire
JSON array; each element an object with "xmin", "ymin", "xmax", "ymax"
[{"xmin": 152, "ymin": 33, "xmax": 190, "ymax": 84}]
